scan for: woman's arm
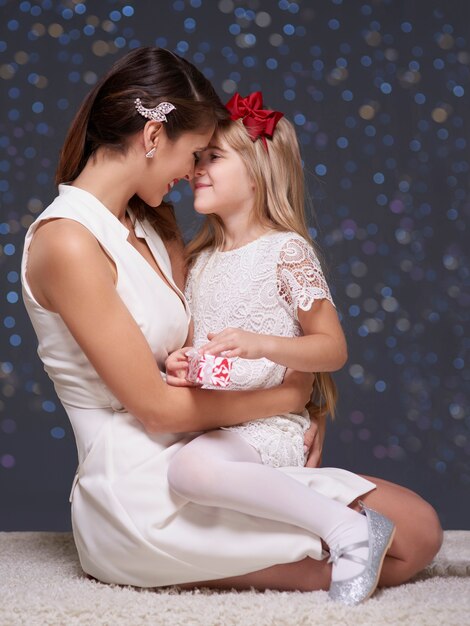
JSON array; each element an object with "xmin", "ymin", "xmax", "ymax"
[
  {"xmin": 199, "ymin": 299, "xmax": 347, "ymax": 373},
  {"xmin": 27, "ymin": 220, "xmax": 311, "ymax": 434}
]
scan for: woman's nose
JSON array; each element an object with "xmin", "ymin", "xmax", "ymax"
[
  {"xmin": 184, "ymin": 163, "xmax": 195, "ymax": 181},
  {"xmin": 186, "ymin": 162, "xmax": 203, "ymax": 181}
]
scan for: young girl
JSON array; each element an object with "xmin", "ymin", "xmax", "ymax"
[{"xmin": 165, "ymin": 92, "xmax": 396, "ymax": 605}]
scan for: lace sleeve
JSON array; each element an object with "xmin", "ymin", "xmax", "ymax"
[{"xmin": 276, "ymin": 237, "xmax": 334, "ymax": 318}]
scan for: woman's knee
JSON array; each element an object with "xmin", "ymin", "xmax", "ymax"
[
  {"xmin": 385, "ymin": 498, "xmax": 442, "ymax": 586},
  {"xmin": 397, "ymin": 489, "xmax": 443, "ymax": 566},
  {"xmin": 414, "ymin": 498, "xmax": 443, "ymax": 563},
  {"xmin": 360, "ymin": 476, "xmax": 443, "ymax": 573}
]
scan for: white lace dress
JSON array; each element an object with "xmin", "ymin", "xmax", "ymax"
[{"xmin": 185, "ymin": 231, "xmax": 335, "ymax": 467}]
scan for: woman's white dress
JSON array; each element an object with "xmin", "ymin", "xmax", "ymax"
[{"xmin": 21, "ymin": 185, "xmax": 375, "ymax": 587}]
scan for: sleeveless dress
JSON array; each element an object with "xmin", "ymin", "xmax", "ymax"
[
  {"xmin": 186, "ymin": 232, "xmax": 334, "ymax": 467},
  {"xmin": 21, "ymin": 184, "xmax": 375, "ymax": 587}
]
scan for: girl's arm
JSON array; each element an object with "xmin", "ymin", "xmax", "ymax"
[
  {"xmin": 200, "ymin": 299, "xmax": 347, "ymax": 372},
  {"xmin": 200, "ymin": 236, "xmax": 347, "ymax": 373},
  {"xmin": 27, "ymin": 220, "xmax": 312, "ymax": 434}
]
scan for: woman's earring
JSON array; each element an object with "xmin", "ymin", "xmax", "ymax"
[{"xmin": 145, "ymin": 146, "xmax": 156, "ymax": 159}]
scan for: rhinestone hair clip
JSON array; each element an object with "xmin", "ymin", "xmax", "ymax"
[{"xmin": 134, "ymin": 98, "xmax": 176, "ymax": 123}]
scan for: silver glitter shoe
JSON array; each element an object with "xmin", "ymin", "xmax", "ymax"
[{"xmin": 328, "ymin": 503, "xmax": 395, "ymax": 605}]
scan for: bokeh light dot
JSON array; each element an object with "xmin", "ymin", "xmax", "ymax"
[
  {"xmin": 32, "ymin": 102, "xmax": 44, "ymax": 114},
  {"xmin": 1, "ymin": 419, "xmax": 16, "ymax": 434},
  {"xmin": 184, "ymin": 18, "xmax": 196, "ymax": 32},
  {"xmin": 10, "ymin": 334, "xmax": 22, "ymax": 347},
  {"xmin": 1, "ymin": 454, "xmax": 15, "ymax": 469},
  {"xmin": 51, "ymin": 426, "xmax": 65, "ymax": 439},
  {"xmin": 4, "ymin": 316, "xmax": 15, "ymax": 329}
]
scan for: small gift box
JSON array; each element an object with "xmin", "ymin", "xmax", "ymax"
[{"xmin": 186, "ymin": 349, "xmax": 233, "ymax": 388}]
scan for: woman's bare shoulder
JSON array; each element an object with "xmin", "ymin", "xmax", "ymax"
[
  {"xmin": 28, "ymin": 218, "xmax": 109, "ymax": 268},
  {"xmin": 31, "ymin": 217, "xmax": 101, "ymax": 255},
  {"xmin": 27, "ymin": 218, "xmax": 115, "ymax": 309}
]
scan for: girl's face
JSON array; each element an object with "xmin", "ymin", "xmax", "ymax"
[
  {"xmin": 136, "ymin": 126, "xmax": 214, "ymax": 208},
  {"xmin": 191, "ymin": 133, "xmax": 255, "ymax": 219}
]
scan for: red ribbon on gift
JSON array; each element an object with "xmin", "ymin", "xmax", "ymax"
[
  {"xmin": 225, "ymin": 91, "xmax": 284, "ymax": 150},
  {"xmin": 186, "ymin": 351, "xmax": 232, "ymax": 388},
  {"xmin": 211, "ymin": 358, "xmax": 231, "ymax": 387}
]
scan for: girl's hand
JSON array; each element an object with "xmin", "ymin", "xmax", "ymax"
[
  {"xmin": 165, "ymin": 348, "xmax": 199, "ymax": 387},
  {"xmin": 303, "ymin": 416, "xmax": 325, "ymax": 468},
  {"xmin": 201, "ymin": 328, "xmax": 267, "ymax": 359}
]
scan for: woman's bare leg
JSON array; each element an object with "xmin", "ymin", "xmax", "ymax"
[
  {"xmin": 351, "ymin": 475, "xmax": 443, "ymax": 586},
  {"xmin": 179, "ymin": 475, "xmax": 442, "ymax": 592}
]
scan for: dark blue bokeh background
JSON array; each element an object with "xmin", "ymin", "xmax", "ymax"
[{"xmin": 0, "ymin": 0, "xmax": 468, "ymax": 530}]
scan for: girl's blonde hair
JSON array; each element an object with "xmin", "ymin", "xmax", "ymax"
[{"xmin": 186, "ymin": 116, "xmax": 338, "ymax": 427}]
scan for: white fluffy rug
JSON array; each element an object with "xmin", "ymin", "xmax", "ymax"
[{"xmin": 1, "ymin": 531, "xmax": 469, "ymax": 626}]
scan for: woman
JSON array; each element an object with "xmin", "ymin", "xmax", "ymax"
[{"xmin": 21, "ymin": 47, "xmax": 442, "ymax": 591}]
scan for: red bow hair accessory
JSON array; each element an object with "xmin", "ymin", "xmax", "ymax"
[{"xmin": 225, "ymin": 91, "xmax": 284, "ymax": 150}]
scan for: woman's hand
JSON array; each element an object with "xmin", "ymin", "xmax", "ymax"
[
  {"xmin": 201, "ymin": 328, "xmax": 267, "ymax": 359},
  {"xmin": 303, "ymin": 415, "xmax": 325, "ymax": 468},
  {"xmin": 165, "ymin": 348, "xmax": 199, "ymax": 387}
]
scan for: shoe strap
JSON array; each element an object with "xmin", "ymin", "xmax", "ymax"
[{"xmin": 327, "ymin": 540, "xmax": 369, "ymax": 566}]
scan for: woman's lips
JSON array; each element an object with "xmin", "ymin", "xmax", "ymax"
[{"xmin": 194, "ymin": 183, "xmax": 211, "ymax": 190}]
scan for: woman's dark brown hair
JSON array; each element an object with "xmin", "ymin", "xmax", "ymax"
[{"xmin": 56, "ymin": 47, "xmax": 229, "ymax": 240}]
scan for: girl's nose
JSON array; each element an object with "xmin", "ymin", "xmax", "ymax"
[{"xmin": 194, "ymin": 162, "xmax": 205, "ymax": 177}]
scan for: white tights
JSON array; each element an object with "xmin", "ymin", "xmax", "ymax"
[{"xmin": 167, "ymin": 430, "xmax": 369, "ymax": 582}]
